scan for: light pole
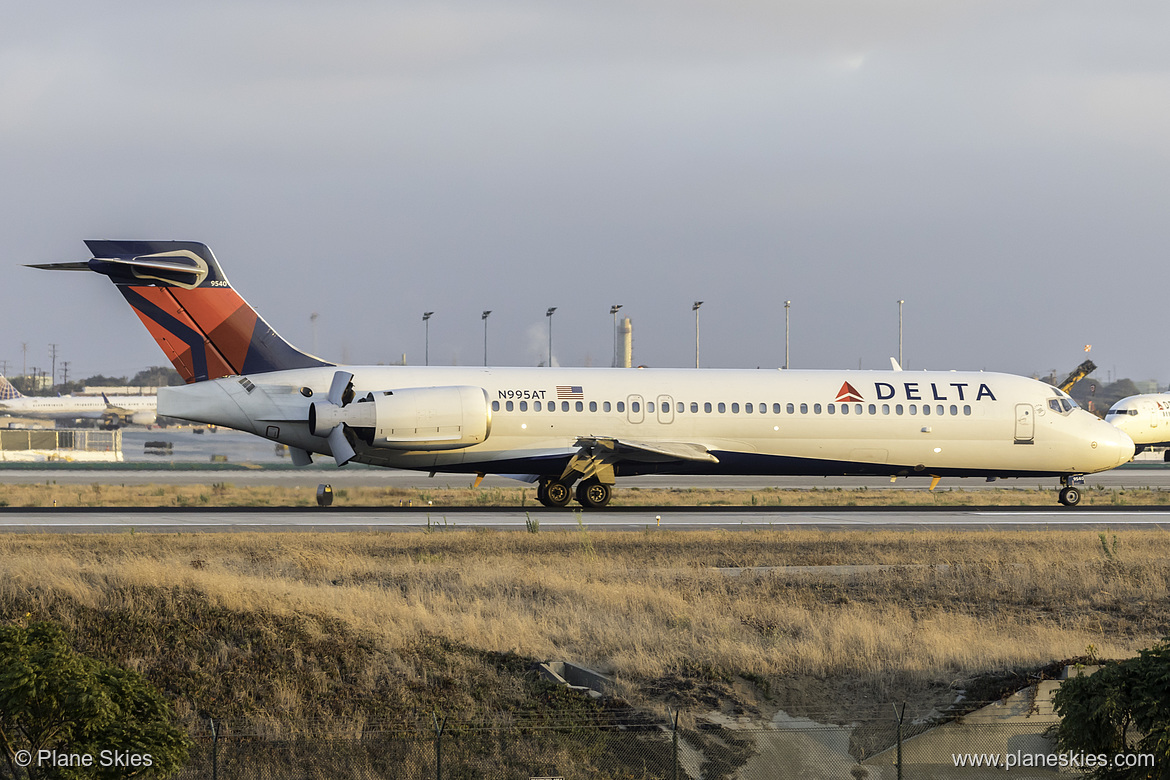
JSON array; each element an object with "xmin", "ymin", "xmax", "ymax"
[
  {"xmin": 784, "ymin": 300, "xmax": 791, "ymax": 369},
  {"xmin": 309, "ymin": 313, "xmax": 319, "ymax": 356},
  {"xmin": 422, "ymin": 311, "xmax": 434, "ymax": 366},
  {"xmin": 481, "ymin": 310, "xmax": 491, "ymax": 366},
  {"xmin": 897, "ymin": 299, "xmax": 904, "ymax": 368},
  {"xmin": 610, "ymin": 304, "xmax": 623, "ymax": 367},
  {"xmin": 545, "ymin": 307, "xmax": 557, "ymax": 367},
  {"xmin": 692, "ymin": 301, "xmax": 703, "ymax": 369}
]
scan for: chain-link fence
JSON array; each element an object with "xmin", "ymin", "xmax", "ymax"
[{"xmin": 173, "ymin": 713, "xmax": 1075, "ymax": 780}]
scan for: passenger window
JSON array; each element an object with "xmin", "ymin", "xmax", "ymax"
[
  {"xmin": 603, "ymin": 401, "xmax": 611, "ymax": 412},
  {"xmin": 561, "ymin": 401, "xmax": 570, "ymax": 412},
  {"xmin": 647, "ymin": 402, "xmax": 655, "ymax": 413},
  {"xmin": 867, "ymin": 404, "xmax": 875, "ymax": 415},
  {"xmin": 589, "ymin": 401, "xmax": 597, "ymax": 412},
  {"xmin": 840, "ymin": 404, "xmax": 848, "ymax": 415},
  {"xmin": 575, "ymin": 401, "xmax": 584, "ymax": 412},
  {"xmin": 923, "ymin": 405, "xmax": 931, "ymax": 415},
  {"xmin": 949, "ymin": 405, "xmax": 957, "ymax": 415},
  {"xmin": 492, "ymin": 401, "xmax": 500, "ymax": 412},
  {"xmin": 828, "ymin": 404, "xmax": 836, "ymax": 414},
  {"xmin": 677, "ymin": 402, "xmax": 684, "ymax": 413},
  {"xmin": 936, "ymin": 405, "xmax": 944, "ymax": 416},
  {"xmin": 785, "ymin": 403, "xmax": 793, "ymax": 414},
  {"xmin": 704, "ymin": 402, "xmax": 712, "ymax": 413},
  {"xmin": 617, "ymin": 401, "xmax": 625, "ymax": 413},
  {"xmin": 758, "ymin": 402, "xmax": 766, "ymax": 414},
  {"xmin": 909, "ymin": 404, "xmax": 917, "ymax": 415},
  {"xmin": 745, "ymin": 403, "xmax": 753, "ymax": 414},
  {"xmin": 882, "ymin": 404, "xmax": 890, "ymax": 415},
  {"xmin": 520, "ymin": 401, "xmax": 528, "ymax": 412},
  {"xmin": 896, "ymin": 404, "xmax": 904, "ymax": 415},
  {"xmin": 718, "ymin": 402, "xmax": 726, "ymax": 413},
  {"xmin": 800, "ymin": 403, "xmax": 808, "ymax": 414},
  {"xmin": 535, "ymin": 401, "xmax": 542, "ymax": 411},
  {"xmin": 731, "ymin": 403, "xmax": 740, "ymax": 413},
  {"xmin": 856, "ymin": 404, "xmax": 864, "ymax": 415},
  {"xmin": 690, "ymin": 402, "xmax": 699, "ymax": 413},
  {"xmin": 631, "ymin": 401, "xmax": 640, "ymax": 413},
  {"xmin": 814, "ymin": 404, "xmax": 822, "ymax": 414},
  {"xmin": 963, "ymin": 405, "xmax": 971, "ymax": 415},
  {"xmin": 506, "ymin": 401, "xmax": 514, "ymax": 412}
]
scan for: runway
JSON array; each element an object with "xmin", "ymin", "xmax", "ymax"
[{"xmin": 1, "ymin": 505, "xmax": 1167, "ymax": 533}]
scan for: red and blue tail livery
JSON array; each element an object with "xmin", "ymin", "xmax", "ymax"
[{"xmin": 30, "ymin": 241, "xmax": 330, "ymax": 382}]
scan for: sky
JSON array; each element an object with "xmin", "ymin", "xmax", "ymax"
[{"xmin": 2, "ymin": 1, "xmax": 1169, "ymax": 386}]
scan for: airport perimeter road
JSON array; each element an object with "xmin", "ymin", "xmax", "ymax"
[
  {"xmin": 2, "ymin": 468, "xmax": 1170, "ymax": 491},
  {"xmin": 0, "ymin": 506, "xmax": 1167, "ymax": 533}
]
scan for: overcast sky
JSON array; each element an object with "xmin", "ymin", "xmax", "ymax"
[{"xmin": 3, "ymin": 2, "xmax": 1169, "ymax": 385}]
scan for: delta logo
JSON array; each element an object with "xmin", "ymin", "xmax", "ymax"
[
  {"xmin": 831, "ymin": 381, "xmax": 998, "ymax": 403},
  {"xmin": 836, "ymin": 382, "xmax": 863, "ymax": 402}
]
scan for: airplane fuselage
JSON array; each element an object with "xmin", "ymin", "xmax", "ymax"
[
  {"xmin": 1106, "ymin": 392, "xmax": 1170, "ymax": 448},
  {"xmin": 160, "ymin": 366, "xmax": 1133, "ymax": 480},
  {"xmin": 0, "ymin": 394, "xmax": 157, "ymax": 425}
]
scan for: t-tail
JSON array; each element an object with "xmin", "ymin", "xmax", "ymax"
[{"xmin": 30, "ymin": 241, "xmax": 331, "ymax": 383}]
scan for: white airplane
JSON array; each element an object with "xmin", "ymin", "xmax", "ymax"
[
  {"xmin": 1105, "ymin": 392, "xmax": 1170, "ymax": 454},
  {"xmin": 0, "ymin": 374, "xmax": 156, "ymax": 427},
  {"xmin": 32, "ymin": 240, "xmax": 1134, "ymax": 507}
]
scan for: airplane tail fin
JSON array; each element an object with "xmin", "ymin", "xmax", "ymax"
[
  {"xmin": 30, "ymin": 241, "xmax": 332, "ymax": 383},
  {"xmin": 0, "ymin": 375, "xmax": 24, "ymax": 400}
]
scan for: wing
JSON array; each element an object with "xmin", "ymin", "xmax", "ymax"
[{"xmin": 561, "ymin": 436, "xmax": 719, "ymax": 483}]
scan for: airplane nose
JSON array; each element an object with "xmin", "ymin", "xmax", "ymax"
[{"xmin": 1095, "ymin": 420, "xmax": 1135, "ymax": 468}]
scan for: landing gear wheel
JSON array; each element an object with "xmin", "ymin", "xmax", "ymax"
[
  {"xmin": 536, "ymin": 481, "xmax": 552, "ymax": 507},
  {"xmin": 575, "ymin": 479, "xmax": 612, "ymax": 509},
  {"xmin": 543, "ymin": 480, "xmax": 573, "ymax": 508},
  {"xmin": 1058, "ymin": 486, "xmax": 1081, "ymax": 507}
]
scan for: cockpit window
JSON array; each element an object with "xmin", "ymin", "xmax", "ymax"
[
  {"xmin": 1107, "ymin": 407, "xmax": 1137, "ymax": 416},
  {"xmin": 1048, "ymin": 398, "xmax": 1074, "ymax": 415}
]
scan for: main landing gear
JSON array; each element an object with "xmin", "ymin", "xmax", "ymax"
[
  {"xmin": 536, "ymin": 477, "xmax": 613, "ymax": 509},
  {"xmin": 1058, "ymin": 475, "xmax": 1084, "ymax": 507}
]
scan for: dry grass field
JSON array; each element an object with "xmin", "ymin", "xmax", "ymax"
[
  {"xmin": 1, "ymin": 527, "xmax": 1166, "ymax": 734},
  {"xmin": 3, "ymin": 480, "xmax": 1170, "ymax": 507}
]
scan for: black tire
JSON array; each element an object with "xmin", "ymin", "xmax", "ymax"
[
  {"xmin": 576, "ymin": 479, "xmax": 612, "ymax": 509},
  {"xmin": 544, "ymin": 480, "xmax": 573, "ymax": 507},
  {"xmin": 536, "ymin": 481, "xmax": 553, "ymax": 507},
  {"xmin": 1059, "ymin": 486, "xmax": 1081, "ymax": 507}
]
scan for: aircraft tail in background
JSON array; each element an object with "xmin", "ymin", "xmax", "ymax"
[
  {"xmin": 0, "ymin": 375, "xmax": 24, "ymax": 400},
  {"xmin": 30, "ymin": 241, "xmax": 332, "ymax": 383}
]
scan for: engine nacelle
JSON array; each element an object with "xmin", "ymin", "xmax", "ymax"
[
  {"xmin": 311, "ymin": 385, "xmax": 491, "ymax": 451},
  {"xmin": 130, "ymin": 411, "xmax": 157, "ymax": 426}
]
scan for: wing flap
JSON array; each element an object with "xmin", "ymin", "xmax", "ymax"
[{"xmin": 574, "ymin": 436, "xmax": 719, "ymax": 464}]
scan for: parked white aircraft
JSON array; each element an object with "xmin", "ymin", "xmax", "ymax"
[
  {"xmin": 1105, "ymin": 392, "xmax": 1170, "ymax": 453},
  {"xmin": 33, "ymin": 241, "xmax": 1134, "ymax": 507},
  {"xmin": 0, "ymin": 375, "xmax": 156, "ymax": 427}
]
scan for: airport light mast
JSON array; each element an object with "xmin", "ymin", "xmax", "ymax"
[
  {"xmin": 546, "ymin": 307, "xmax": 557, "ymax": 367},
  {"xmin": 692, "ymin": 301, "xmax": 703, "ymax": 368},
  {"xmin": 784, "ymin": 300, "xmax": 791, "ymax": 369},
  {"xmin": 482, "ymin": 310, "xmax": 491, "ymax": 366},
  {"xmin": 610, "ymin": 304, "xmax": 623, "ymax": 367},
  {"xmin": 422, "ymin": 311, "xmax": 434, "ymax": 366}
]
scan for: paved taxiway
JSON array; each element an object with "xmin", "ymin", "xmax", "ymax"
[{"xmin": 1, "ymin": 506, "xmax": 1167, "ymax": 533}]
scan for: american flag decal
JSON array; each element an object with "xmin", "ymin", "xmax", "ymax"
[{"xmin": 556, "ymin": 385, "xmax": 584, "ymax": 399}]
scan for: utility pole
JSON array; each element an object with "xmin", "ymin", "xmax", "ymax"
[
  {"xmin": 481, "ymin": 310, "xmax": 491, "ymax": 366},
  {"xmin": 60, "ymin": 361, "xmax": 70, "ymax": 387},
  {"xmin": 21, "ymin": 343, "xmax": 27, "ymax": 379},
  {"xmin": 692, "ymin": 302, "xmax": 703, "ymax": 368},
  {"xmin": 545, "ymin": 308, "xmax": 557, "ymax": 367},
  {"xmin": 49, "ymin": 343, "xmax": 58, "ymax": 391}
]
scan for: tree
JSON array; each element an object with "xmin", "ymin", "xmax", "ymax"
[
  {"xmin": 128, "ymin": 368, "xmax": 183, "ymax": 388},
  {"xmin": 0, "ymin": 622, "xmax": 188, "ymax": 779},
  {"xmin": 1053, "ymin": 638, "xmax": 1170, "ymax": 779}
]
